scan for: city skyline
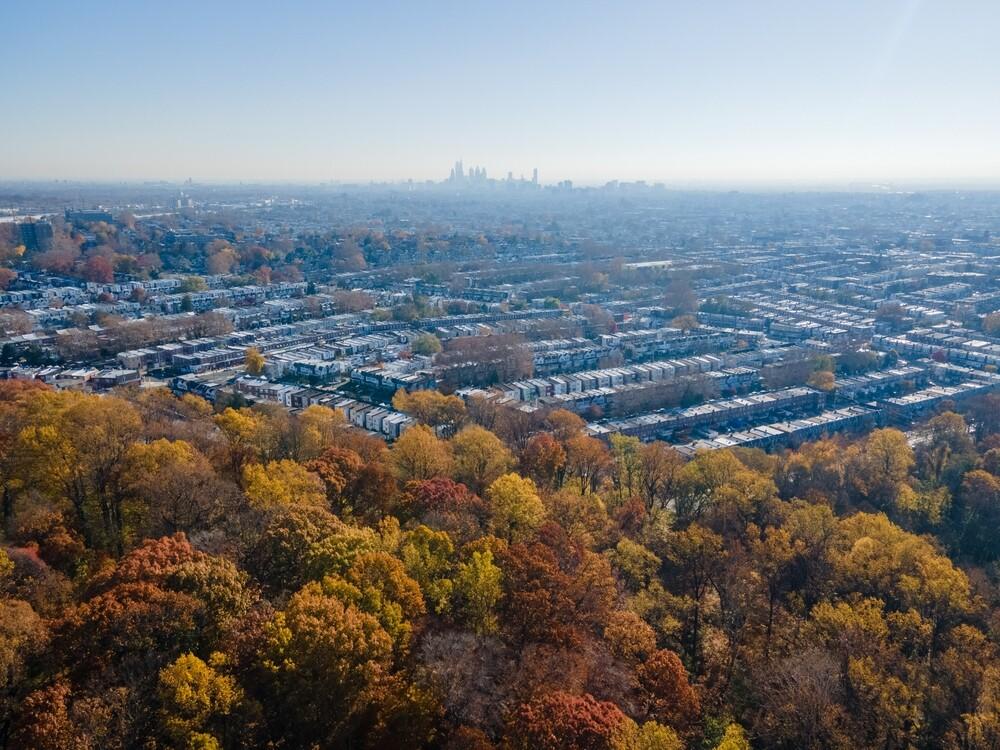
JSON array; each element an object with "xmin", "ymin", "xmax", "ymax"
[{"xmin": 4, "ymin": 0, "xmax": 1000, "ymax": 185}]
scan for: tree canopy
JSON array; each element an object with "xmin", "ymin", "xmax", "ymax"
[{"xmin": 0, "ymin": 381, "xmax": 998, "ymax": 749}]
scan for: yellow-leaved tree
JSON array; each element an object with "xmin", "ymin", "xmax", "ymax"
[
  {"xmin": 242, "ymin": 460, "xmax": 326, "ymax": 510},
  {"xmin": 486, "ymin": 472, "xmax": 545, "ymax": 543}
]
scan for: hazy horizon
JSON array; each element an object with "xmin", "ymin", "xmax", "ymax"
[
  {"xmin": 4, "ymin": 0, "xmax": 1000, "ymax": 184},
  {"xmin": 8, "ymin": 177, "xmax": 1000, "ymax": 193}
]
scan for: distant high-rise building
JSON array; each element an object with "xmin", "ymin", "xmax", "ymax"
[
  {"xmin": 445, "ymin": 160, "xmax": 525, "ymax": 186},
  {"xmin": 532, "ymin": 168, "xmax": 538, "ymax": 185},
  {"xmin": 449, "ymin": 159, "xmax": 468, "ymax": 182},
  {"xmin": 18, "ymin": 221, "xmax": 53, "ymax": 252}
]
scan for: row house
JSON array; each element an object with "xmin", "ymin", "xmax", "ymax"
[
  {"xmin": 588, "ymin": 386, "xmax": 822, "ymax": 442},
  {"xmin": 91, "ymin": 369, "xmax": 141, "ymax": 390},
  {"xmin": 331, "ymin": 398, "xmax": 415, "ymax": 440},
  {"xmin": 883, "ymin": 377, "xmax": 1000, "ymax": 422},
  {"xmin": 233, "ymin": 377, "xmax": 302, "ymax": 406},
  {"xmin": 674, "ymin": 406, "xmax": 877, "ymax": 457},
  {"xmin": 351, "ymin": 364, "xmax": 436, "ymax": 392},
  {"xmin": 496, "ymin": 354, "xmax": 740, "ymax": 403},
  {"xmin": 874, "ymin": 335, "xmax": 1000, "ymax": 370},
  {"xmin": 172, "ymin": 347, "xmax": 246, "ymax": 373},
  {"xmin": 833, "ymin": 365, "xmax": 928, "ymax": 400}
]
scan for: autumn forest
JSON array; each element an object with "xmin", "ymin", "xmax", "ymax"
[{"xmin": 2, "ymin": 381, "xmax": 1000, "ymax": 749}]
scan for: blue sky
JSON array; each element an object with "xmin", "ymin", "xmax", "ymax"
[{"xmin": 3, "ymin": 1, "xmax": 999, "ymax": 185}]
